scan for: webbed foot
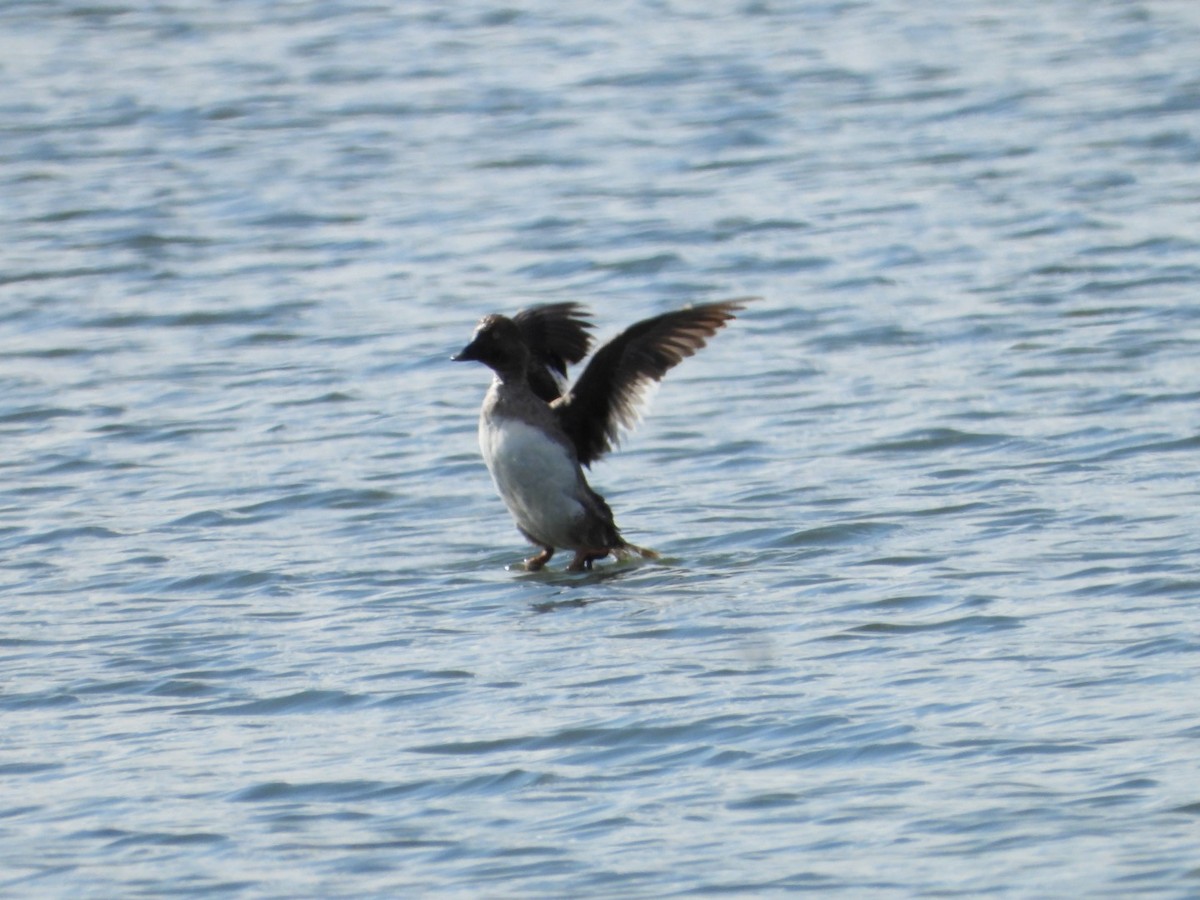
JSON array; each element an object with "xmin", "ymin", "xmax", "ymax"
[
  {"xmin": 524, "ymin": 547, "xmax": 555, "ymax": 571},
  {"xmin": 568, "ymin": 549, "xmax": 609, "ymax": 571}
]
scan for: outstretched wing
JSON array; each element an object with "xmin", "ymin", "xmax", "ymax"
[
  {"xmin": 553, "ymin": 298, "xmax": 749, "ymax": 466},
  {"xmin": 513, "ymin": 302, "xmax": 595, "ymax": 402}
]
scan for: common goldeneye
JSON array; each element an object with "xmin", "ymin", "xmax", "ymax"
[{"xmin": 453, "ymin": 299, "xmax": 746, "ymax": 571}]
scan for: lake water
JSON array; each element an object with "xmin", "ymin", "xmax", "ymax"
[{"xmin": 4, "ymin": 0, "xmax": 1200, "ymax": 895}]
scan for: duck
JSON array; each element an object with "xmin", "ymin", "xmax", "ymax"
[{"xmin": 453, "ymin": 299, "xmax": 746, "ymax": 571}]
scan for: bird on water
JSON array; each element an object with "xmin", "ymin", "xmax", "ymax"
[{"xmin": 452, "ymin": 298, "xmax": 747, "ymax": 571}]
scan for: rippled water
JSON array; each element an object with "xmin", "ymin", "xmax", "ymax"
[{"xmin": 4, "ymin": 0, "xmax": 1200, "ymax": 896}]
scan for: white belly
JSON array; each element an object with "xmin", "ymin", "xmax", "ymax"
[{"xmin": 480, "ymin": 416, "xmax": 584, "ymax": 547}]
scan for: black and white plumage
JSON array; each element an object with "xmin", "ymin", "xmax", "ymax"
[{"xmin": 453, "ymin": 299, "xmax": 746, "ymax": 571}]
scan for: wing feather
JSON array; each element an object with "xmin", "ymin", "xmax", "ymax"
[
  {"xmin": 553, "ymin": 298, "xmax": 749, "ymax": 466},
  {"xmin": 512, "ymin": 302, "xmax": 594, "ymax": 402}
]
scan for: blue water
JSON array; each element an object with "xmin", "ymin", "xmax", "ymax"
[{"xmin": 4, "ymin": 0, "xmax": 1200, "ymax": 895}]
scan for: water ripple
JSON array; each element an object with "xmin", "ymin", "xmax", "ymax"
[{"xmin": 3, "ymin": 0, "xmax": 1199, "ymax": 897}]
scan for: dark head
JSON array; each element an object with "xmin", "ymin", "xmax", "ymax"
[{"xmin": 451, "ymin": 314, "xmax": 530, "ymax": 379}]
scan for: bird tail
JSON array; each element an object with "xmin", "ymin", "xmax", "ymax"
[{"xmin": 614, "ymin": 542, "xmax": 660, "ymax": 562}]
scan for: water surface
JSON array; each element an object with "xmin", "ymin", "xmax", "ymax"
[{"xmin": 3, "ymin": 0, "xmax": 1200, "ymax": 896}]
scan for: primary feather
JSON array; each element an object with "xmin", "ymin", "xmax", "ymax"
[
  {"xmin": 512, "ymin": 302, "xmax": 594, "ymax": 403},
  {"xmin": 553, "ymin": 299, "xmax": 748, "ymax": 466}
]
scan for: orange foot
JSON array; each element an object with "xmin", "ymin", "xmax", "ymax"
[
  {"xmin": 568, "ymin": 549, "xmax": 610, "ymax": 572},
  {"xmin": 524, "ymin": 547, "xmax": 555, "ymax": 571}
]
